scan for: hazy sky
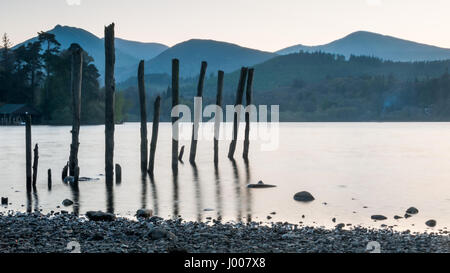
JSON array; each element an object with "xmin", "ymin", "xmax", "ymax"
[{"xmin": 1, "ymin": 0, "xmax": 450, "ymax": 52}]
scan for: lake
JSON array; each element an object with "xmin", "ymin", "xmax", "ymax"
[{"xmin": 1, "ymin": 122, "xmax": 449, "ymax": 232}]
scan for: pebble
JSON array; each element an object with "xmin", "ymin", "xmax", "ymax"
[{"xmin": 0, "ymin": 212, "xmax": 446, "ymax": 253}]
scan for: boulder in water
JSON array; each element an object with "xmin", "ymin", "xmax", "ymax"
[
  {"xmin": 62, "ymin": 199, "xmax": 74, "ymax": 206},
  {"xmin": 406, "ymin": 207, "xmax": 419, "ymax": 215},
  {"xmin": 247, "ymin": 181, "xmax": 276, "ymax": 188},
  {"xmin": 371, "ymin": 215, "xmax": 387, "ymax": 221},
  {"xmin": 293, "ymin": 191, "xmax": 315, "ymax": 202},
  {"xmin": 425, "ymin": 220, "xmax": 436, "ymax": 227}
]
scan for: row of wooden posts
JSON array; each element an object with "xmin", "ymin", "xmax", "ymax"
[
  {"xmin": 140, "ymin": 58, "xmax": 255, "ymax": 175},
  {"xmin": 25, "ymin": 23, "xmax": 254, "ymax": 192}
]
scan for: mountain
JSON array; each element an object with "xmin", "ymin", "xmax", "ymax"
[
  {"xmin": 14, "ymin": 25, "xmax": 168, "ymax": 81},
  {"xmin": 144, "ymin": 39, "xmax": 277, "ymax": 78},
  {"xmin": 276, "ymin": 31, "xmax": 450, "ymax": 62},
  {"xmin": 114, "ymin": 38, "xmax": 168, "ymax": 60}
]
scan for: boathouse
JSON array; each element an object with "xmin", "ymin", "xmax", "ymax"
[{"xmin": 0, "ymin": 104, "xmax": 41, "ymax": 125}]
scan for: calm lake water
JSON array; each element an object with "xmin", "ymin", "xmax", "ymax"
[{"xmin": 1, "ymin": 122, "xmax": 449, "ymax": 232}]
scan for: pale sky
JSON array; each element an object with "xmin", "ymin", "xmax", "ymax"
[{"xmin": 1, "ymin": 0, "xmax": 450, "ymax": 52}]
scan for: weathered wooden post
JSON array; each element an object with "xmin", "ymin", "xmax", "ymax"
[
  {"xmin": 25, "ymin": 114, "xmax": 32, "ymax": 192},
  {"xmin": 148, "ymin": 96, "xmax": 160, "ymax": 175},
  {"xmin": 228, "ymin": 67, "xmax": 248, "ymax": 159},
  {"xmin": 178, "ymin": 145, "xmax": 185, "ymax": 162},
  {"xmin": 171, "ymin": 59, "xmax": 179, "ymax": 172},
  {"xmin": 214, "ymin": 70, "xmax": 224, "ymax": 164},
  {"xmin": 69, "ymin": 44, "xmax": 83, "ymax": 176},
  {"xmin": 138, "ymin": 60, "xmax": 148, "ymax": 172},
  {"xmin": 62, "ymin": 161, "xmax": 68, "ymax": 181},
  {"xmin": 115, "ymin": 164, "xmax": 122, "ymax": 184},
  {"xmin": 104, "ymin": 23, "xmax": 115, "ymax": 184},
  {"xmin": 32, "ymin": 143, "xmax": 39, "ymax": 188},
  {"xmin": 189, "ymin": 61, "xmax": 207, "ymax": 164},
  {"xmin": 47, "ymin": 169, "xmax": 52, "ymax": 191},
  {"xmin": 74, "ymin": 166, "xmax": 80, "ymax": 184},
  {"xmin": 243, "ymin": 68, "xmax": 254, "ymax": 160}
]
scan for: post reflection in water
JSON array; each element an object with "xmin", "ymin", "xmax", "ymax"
[
  {"xmin": 172, "ymin": 170, "xmax": 179, "ymax": 219},
  {"xmin": 141, "ymin": 173, "xmax": 147, "ymax": 209},
  {"xmin": 106, "ymin": 178, "xmax": 114, "ymax": 214},
  {"xmin": 26, "ymin": 190, "xmax": 32, "ymax": 213},
  {"xmin": 70, "ymin": 182, "xmax": 80, "ymax": 216},
  {"xmin": 148, "ymin": 173, "xmax": 159, "ymax": 216},
  {"xmin": 230, "ymin": 159, "xmax": 242, "ymax": 222},
  {"xmin": 244, "ymin": 159, "xmax": 252, "ymax": 223},
  {"xmin": 214, "ymin": 163, "xmax": 222, "ymax": 221},
  {"xmin": 191, "ymin": 163, "xmax": 203, "ymax": 222}
]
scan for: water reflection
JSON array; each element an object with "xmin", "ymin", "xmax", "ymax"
[
  {"xmin": 244, "ymin": 159, "xmax": 252, "ymax": 223},
  {"xmin": 70, "ymin": 182, "xmax": 80, "ymax": 215},
  {"xmin": 149, "ymin": 173, "xmax": 159, "ymax": 216},
  {"xmin": 172, "ymin": 170, "xmax": 179, "ymax": 218},
  {"xmin": 26, "ymin": 190, "xmax": 32, "ymax": 213},
  {"xmin": 106, "ymin": 182, "xmax": 114, "ymax": 214},
  {"xmin": 141, "ymin": 173, "xmax": 147, "ymax": 209},
  {"xmin": 191, "ymin": 163, "xmax": 203, "ymax": 222},
  {"xmin": 230, "ymin": 159, "xmax": 242, "ymax": 221},
  {"xmin": 214, "ymin": 164, "xmax": 222, "ymax": 221}
]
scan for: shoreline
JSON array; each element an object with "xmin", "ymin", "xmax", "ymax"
[{"xmin": 0, "ymin": 212, "xmax": 448, "ymax": 253}]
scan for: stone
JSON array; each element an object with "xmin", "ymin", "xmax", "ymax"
[
  {"xmin": 371, "ymin": 215, "xmax": 387, "ymax": 221},
  {"xmin": 136, "ymin": 209, "xmax": 153, "ymax": 219},
  {"xmin": 62, "ymin": 199, "xmax": 74, "ymax": 206},
  {"xmin": 247, "ymin": 181, "xmax": 276, "ymax": 188},
  {"xmin": 406, "ymin": 207, "xmax": 419, "ymax": 215},
  {"xmin": 425, "ymin": 220, "xmax": 437, "ymax": 227},
  {"xmin": 149, "ymin": 228, "xmax": 167, "ymax": 240},
  {"xmin": 293, "ymin": 191, "xmax": 315, "ymax": 202},
  {"xmin": 148, "ymin": 216, "xmax": 163, "ymax": 223},
  {"xmin": 63, "ymin": 176, "xmax": 75, "ymax": 183},
  {"xmin": 394, "ymin": 215, "xmax": 403, "ymax": 220},
  {"xmin": 1, "ymin": 197, "xmax": 8, "ymax": 205},
  {"xmin": 86, "ymin": 211, "xmax": 116, "ymax": 221}
]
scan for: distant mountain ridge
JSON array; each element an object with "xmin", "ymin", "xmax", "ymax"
[
  {"xmin": 13, "ymin": 27, "xmax": 450, "ymax": 84},
  {"xmin": 277, "ymin": 31, "xmax": 450, "ymax": 62},
  {"xmin": 14, "ymin": 25, "xmax": 169, "ymax": 81},
  {"xmin": 144, "ymin": 39, "xmax": 277, "ymax": 78}
]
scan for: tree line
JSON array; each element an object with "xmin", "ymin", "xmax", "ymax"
[{"xmin": 0, "ymin": 32, "xmax": 127, "ymax": 124}]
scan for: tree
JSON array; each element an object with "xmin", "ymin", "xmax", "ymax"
[
  {"xmin": 38, "ymin": 31, "xmax": 61, "ymax": 118},
  {"xmin": 14, "ymin": 41, "xmax": 43, "ymax": 105},
  {"xmin": 0, "ymin": 33, "xmax": 13, "ymax": 102}
]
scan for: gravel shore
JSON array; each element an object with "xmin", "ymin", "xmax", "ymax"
[{"xmin": 0, "ymin": 212, "xmax": 448, "ymax": 253}]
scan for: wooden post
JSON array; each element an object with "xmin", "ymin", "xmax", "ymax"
[
  {"xmin": 178, "ymin": 145, "xmax": 185, "ymax": 162},
  {"xmin": 214, "ymin": 71, "xmax": 224, "ymax": 164},
  {"xmin": 69, "ymin": 45, "xmax": 83, "ymax": 176},
  {"xmin": 74, "ymin": 165, "xmax": 80, "ymax": 184},
  {"xmin": 32, "ymin": 143, "xmax": 39, "ymax": 188},
  {"xmin": 104, "ymin": 23, "xmax": 115, "ymax": 184},
  {"xmin": 148, "ymin": 96, "xmax": 160, "ymax": 175},
  {"xmin": 47, "ymin": 169, "xmax": 52, "ymax": 191},
  {"xmin": 171, "ymin": 59, "xmax": 179, "ymax": 171},
  {"xmin": 62, "ymin": 161, "xmax": 68, "ymax": 181},
  {"xmin": 138, "ymin": 60, "xmax": 148, "ymax": 172},
  {"xmin": 243, "ymin": 68, "xmax": 254, "ymax": 160},
  {"xmin": 25, "ymin": 114, "xmax": 32, "ymax": 192},
  {"xmin": 115, "ymin": 164, "xmax": 122, "ymax": 184},
  {"xmin": 189, "ymin": 61, "xmax": 207, "ymax": 164},
  {"xmin": 228, "ymin": 67, "xmax": 248, "ymax": 159}
]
